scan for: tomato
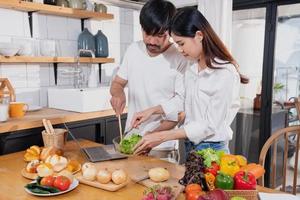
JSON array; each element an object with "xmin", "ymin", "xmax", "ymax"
[
  {"xmin": 186, "ymin": 190, "xmax": 205, "ymax": 200},
  {"xmin": 185, "ymin": 183, "xmax": 202, "ymax": 194},
  {"xmin": 53, "ymin": 176, "xmax": 71, "ymax": 191},
  {"xmin": 40, "ymin": 175, "xmax": 55, "ymax": 187}
]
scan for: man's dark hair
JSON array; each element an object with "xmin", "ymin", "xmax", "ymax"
[{"xmin": 140, "ymin": 0, "xmax": 176, "ymax": 36}]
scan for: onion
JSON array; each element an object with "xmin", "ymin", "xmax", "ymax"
[
  {"xmin": 112, "ymin": 169, "xmax": 127, "ymax": 185},
  {"xmin": 82, "ymin": 164, "xmax": 97, "ymax": 181},
  {"xmin": 97, "ymin": 169, "xmax": 112, "ymax": 184},
  {"xmin": 82, "ymin": 162, "xmax": 95, "ymax": 172}
]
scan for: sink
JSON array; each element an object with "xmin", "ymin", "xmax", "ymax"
[{"xmin": 48, "ymin": 87, "xmax": 120, "ymax": 113}]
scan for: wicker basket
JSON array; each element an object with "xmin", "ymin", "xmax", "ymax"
[
  {"xmin": 225, "ymin": 190, "xmax": 258, "ymax": 200},
  {"xmin": 42, "ymin": 128, "xmax": 67, "ymax": 150}
]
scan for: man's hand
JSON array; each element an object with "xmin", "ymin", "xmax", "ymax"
[
  {"xmin": 110, "ymin": 75, "xmax": 127, "ymax": 115},
  {"xmin": 110, "ymin": 92, "xmax": 126, "ymax": 115}
]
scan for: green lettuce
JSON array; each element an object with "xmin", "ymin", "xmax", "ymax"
[
  {"xmin": 119, "ymin": 134, "xmax": 142, "ymax": 154},
  {"xmin": 196, "ymin": 148, "xmax": 225, "ymax": 167}
]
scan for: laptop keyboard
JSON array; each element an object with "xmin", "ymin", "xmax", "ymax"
[{"xmin": 83, "ymin": 146, "xmax": 112, "ymax": 161}]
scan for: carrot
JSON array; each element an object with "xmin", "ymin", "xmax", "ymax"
[{"xmin": 240, "ymin": 163, "xmax": 265, "ymax": 179}]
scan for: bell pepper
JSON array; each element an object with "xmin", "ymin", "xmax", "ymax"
[
  {"xmin": 240, "ymin": 163, "xmax": 265, "ymax": 179},
  {"xmin": 204, "ymin": 162, "xmax": 220, "ymax": 176},
  {"xmin": 234, "ymin": 171, "xmax": 256, "ymax": 190},
  {"xmin": 204, "ymin": 172, "xmax": 215, "ymax": 191},
  {"xmin": 235, "ymin": 155, "xmax": 247, "ymax": 167},
  {"xmin": 220, "ymin": 155, "xmax": 240, "ymax": 177},
  {"xmin": 215, "ymin": 172, "xmax": 234, "ymax": 190}
]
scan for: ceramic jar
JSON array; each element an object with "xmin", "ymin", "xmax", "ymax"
[
  {"xmin": 68, "ymin": 0, "xmax": 86, "ymax": 9},
  {"xmin": 94, "ymin": 3, "xmax": 107, "ymax": 13},
  {"xmin": 94, "ymin": 30, "xmax": 108, "ymax": 58},
  {"xmin": 78, "ymin": 28, "xmax": 95, "ymax": 57},
  {"xmin": 57, "ymin": 0, "xmax": 69, "ymax": 7}
]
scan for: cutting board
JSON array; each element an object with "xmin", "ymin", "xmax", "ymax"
[
  {"xmin": 127, "ymin": 162, "xmax": 185, "ymax": 199},
  {"xmin": 140, "ymin": 177, "xmax": 185, "ymax": 199},
  {"xmin": 76, "ymin": 175, "xmax": 129, "ymax": 192}
]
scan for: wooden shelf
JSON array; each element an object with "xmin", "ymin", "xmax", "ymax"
[
  {"xmin": 0, "ymin": 56, "xmax": 114, "ymax": 64},
  {"xmin": 0, "ymin": 0, "xmax": 114, "ymax": 20}
]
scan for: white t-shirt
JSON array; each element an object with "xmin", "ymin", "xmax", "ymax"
[
  {"xmin": 117, "ymin": 41, "xmax": 189, "ymax": 149},
  {"xmin": 183, "ymin": 59, "xmax": 241, "ymax": 144}
]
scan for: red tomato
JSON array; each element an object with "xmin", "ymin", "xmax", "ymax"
[
  {"xmin": 186, "ymin": 190, "xmax": 205, "ymax": 200},
  {"xmin": 40, "ymin": 176, "xmax": 55, "ymax": 187},
  {"xmin": 53, "ymin": 176, "xmax": 71, "ymax": 191},
  {"xmin": 185, "ymin": 184, "xmax": 202, "ymax": 194}
]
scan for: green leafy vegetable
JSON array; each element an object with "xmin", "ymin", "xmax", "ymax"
[
  {"xmin": 196, "ymin": 148, "xmax": 225, "ymax": 167},
  {"xmin": 25, "ymin": 176, "xmax": 61, "ymax": 194},
  {"xmin": 25, "ymin": 182, "xmax": 60, "ymax": 194},
  {"xmin": 119, "ymin": 134, "xmax": 142, "ymax": 154}
]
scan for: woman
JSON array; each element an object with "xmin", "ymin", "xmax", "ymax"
[{"xmin": 132, "ymin": 7, "xmax": 248, "ymax": 155}]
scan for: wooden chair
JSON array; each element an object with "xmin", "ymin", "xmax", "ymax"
[
  {"xmin": 258, "ymin": 125, "xmax": 300, "ymax": 195},
  {"xmin": 295, "ymin": 97, "xmax": 300, "ymax": 121}
]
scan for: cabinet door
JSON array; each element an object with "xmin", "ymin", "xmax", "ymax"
[
  {"xmin": 0, "ymin": 129, "xmax": 44, "ymax": 155},
  {"xmin": 104, "ymin": 114, "xmax": 127, "ymax": 144},
  {"xmin": 64, "ymin": 119, "xmax": 105, "ymax": 143}
]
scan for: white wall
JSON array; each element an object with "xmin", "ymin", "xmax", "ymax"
[{"xmin": 0, "ymin": 5, "xmax": 142, "ymax": 107}]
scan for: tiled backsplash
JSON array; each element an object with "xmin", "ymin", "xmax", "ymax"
[{"xmin": 0, "ymin": 5, "xmax": 142, "ymax": 107}]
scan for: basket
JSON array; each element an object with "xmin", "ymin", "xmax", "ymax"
[
  {"xmin": 225, "ymin": 190, "xmax": 258, "ymax": 200},
  {"xmin": 42, "ymin": 128, "xmax": 67, "ymax": 150}
]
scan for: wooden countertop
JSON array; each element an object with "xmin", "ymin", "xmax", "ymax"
[
  {"xmin": 0, "ymin": 108, "xmax": 120, "ymax": 134},
  {"xmin": 0, "ymin": 139, "xmax": 186, "ymax": 200},
  {"xmin": 0, "ymin": 140, "xmax": 282, "ymax": 200}
]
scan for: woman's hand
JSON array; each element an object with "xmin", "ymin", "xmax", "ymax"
[{"xmin": 133, "ymin": 131, "xmax": 167, "ymax": 155}]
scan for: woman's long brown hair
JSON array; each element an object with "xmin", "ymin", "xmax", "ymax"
[{"xmin": 169, "ymin": 7, "xmax": 249, "ymax": 84}]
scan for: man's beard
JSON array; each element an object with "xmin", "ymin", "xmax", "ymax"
[{"xmin": 146, "ymin": 44, "xmax": 161, "ymax": 53}]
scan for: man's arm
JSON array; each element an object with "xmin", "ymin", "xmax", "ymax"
[{"xmin": 110, "ymin": 75, "xmax": 128, "ymax": 115}]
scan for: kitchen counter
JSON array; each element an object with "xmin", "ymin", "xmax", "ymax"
[
  {"xmin": 0, "ymin": 108, "xmax": 121, "ymax": 134},
  {"xmin": 0, "ymin": 139, "xmax": 186, "ymax": 200},
  {"xmin": 0, "ymin": 139, "xmax": 279, "ymax": 200}
]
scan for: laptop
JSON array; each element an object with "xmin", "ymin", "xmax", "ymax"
[{"xmin": 63, "ymin": 123, "xmax": 128, "ymax": 162}]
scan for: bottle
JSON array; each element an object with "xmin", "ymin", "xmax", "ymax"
[
  {"xmin": 253, "ymin": 94, "xmax": 261, "ymax": 111},
  {"xmin": 94, "ymin": 30, "xmax": 109, "ymax": 58},
  {"xmin": 44, "ymin": 0, "xmax": 57, "ymax": 5},
  {"xmin": 88, "ymin": 65, "xmax": 98, "ymax": 88},
  {"xmin": 78, "ymin": 28, "xmax": 95, "ymax": 57},
  {"xmin": 253, "ymin": 81, "xmax": 262, "ymax": 111}
]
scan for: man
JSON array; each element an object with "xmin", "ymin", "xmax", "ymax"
[{"xmin": 110, "ymin": 0, "xmax": 188, "ymax": 152}]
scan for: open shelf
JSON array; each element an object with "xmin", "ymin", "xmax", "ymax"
[
  {"xmin": 0, "ymin": 0, "xmax": 114, "ymax": 20},
  {"xmin": 0, "ymin": 56, "xmax": 114, "ymax": 64}
]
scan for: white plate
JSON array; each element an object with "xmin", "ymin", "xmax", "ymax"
[
  {"xmin": 24, "ymin": 178, "xmax": 79, "ymax": 197},
  {"xmin": 27, "ymin": 105, "xmax": 42, "ymax": 112}
]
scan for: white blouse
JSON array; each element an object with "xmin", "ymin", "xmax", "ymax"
[{"xmin": 182, "ymin": 60, "xmax": 240, "ymax": 144}]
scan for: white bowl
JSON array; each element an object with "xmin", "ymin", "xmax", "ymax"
[{"xmin": 0, "ymin": 43, "xmax": 21, "ymax": 56}]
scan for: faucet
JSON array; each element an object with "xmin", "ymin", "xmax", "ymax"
[{"xmin": 74, "ymin": 49, "xmax": 95, "ymax": 88}]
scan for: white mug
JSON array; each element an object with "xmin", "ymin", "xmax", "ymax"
[{"xmin": 0, "ymin": 104, "xmax": 9, "ymax": 122}]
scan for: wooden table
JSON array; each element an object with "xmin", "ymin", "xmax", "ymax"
[
  {"xmin": 0, "ymin": 108, "xmax": 120, "ymax": 134},
  {"xmin": 0, "ymin": 140, "xmax": 279, "ymax": 200}
]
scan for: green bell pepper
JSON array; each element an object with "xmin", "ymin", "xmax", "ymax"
[{"xmin": 215, "ymin": 172, "xmax": 234, "ymax": 190}]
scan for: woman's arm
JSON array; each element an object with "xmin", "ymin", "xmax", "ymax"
[
  {"xmin": 133, "ymin": 128, "xmax": 187, "ymax": 155},
  {"xmin": 130, "ymin": 105, "xmax": 164, "ymax": 128}
]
